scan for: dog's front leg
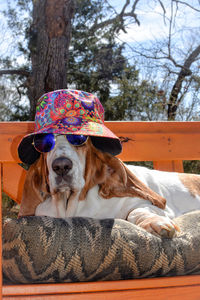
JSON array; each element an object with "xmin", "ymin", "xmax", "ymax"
[
  {"xmin": 35, "ymin": 190, "xmax": 80, "ymax": 218},
  {"xmin": 35, "ymin": 194, "xmax": 66, "ymax": 218},
  {"xmin": 127, "ymin": 207, "xmax": 179, "ymax": 238}
]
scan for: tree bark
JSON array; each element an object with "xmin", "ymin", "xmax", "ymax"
[{"xmin": 27, "ymin": 0, "xmax": 75, "ymax": 119}]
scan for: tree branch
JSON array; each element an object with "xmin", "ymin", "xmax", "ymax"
[
  {"xmin": 90, "ymin": 0, "xmax": 140, "ymax": 33},
  {"xmin": 182, "ymin": 44, "xmax": 200, "ymax": 74},
  {"xmin": 0, "ymin": 69, "xmax": 30, "ymax": 77},
  {"xmin": 120, "ymin": 0, "xmax": 130, "ymax": 16},
  {"xmin": 168, "ymin": 44, "xmax": 200, "ymax": 120},
  {"xmin": 172, "ymin": 0, "xmax": 200, "ymax": 12},
  {"xmin": 158, "ymin": 0, "xmax": 167, "ymax": 24}
]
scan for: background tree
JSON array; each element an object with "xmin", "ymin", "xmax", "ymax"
[
  {"xmin": 27, "ymin": 0, "xmax": 75, "ymax": 119},
  {"xmin": 106, "ymin": 70, "xmax": 165, "ymax": 120},
  {"xmin": 0, "ymin": 0, "xmax": 142, "ymax": 120},
  {"xmin": 0, "ymin": 0, "xmax": 75, "ymax": 119},
  {"xmin": 126, "ymin": 0, "xmax": 200, "ymax": 120},
  {"xmin": 67, "ymin": 0, "xmax": 166, "ymax": 119},
  {"xmin": 0, "ymin": 0, "xmax": 199, "ymax": 122}
]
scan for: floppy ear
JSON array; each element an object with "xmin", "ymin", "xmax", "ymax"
[
  {"xmin": 18, "ymin": 154, "xmax": 50, "ymax": 217},
  {"xmin": 80, "ymin": 141, "xmax": 166, "ymax": 209},
  {"xmin": 119, "ymin": 164, "xmax": 166, "ymax": 209},
  {"xmin": 79, "ymin": 140, "xmax": 113, "ymax": 200}
]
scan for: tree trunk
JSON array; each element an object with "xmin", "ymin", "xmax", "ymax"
[{"xmin": 27, "ymin": 0, "xmax": 75, "ymax": 119}]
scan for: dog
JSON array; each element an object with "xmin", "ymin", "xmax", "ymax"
[
  {"xmin": 18, "ymin": 89, "xmax": 200, "ymax": 238},
  {"xmin": 18, "ymin": 134, "xmax": 200, "ymax": 238}
]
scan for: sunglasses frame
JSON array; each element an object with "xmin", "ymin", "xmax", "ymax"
[{"xmin": 32, "ymin": 133, "xmax": 89, "ymax": 153}]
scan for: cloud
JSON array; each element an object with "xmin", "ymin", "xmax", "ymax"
[
  {"xmin": 119, "ymin": 21, "xmax": 166, "ymax": 43},
  {"xmin": 118, "ymin": 5, "xmax": 168, "ymax": 43}
]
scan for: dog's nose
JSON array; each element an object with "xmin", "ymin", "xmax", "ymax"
[{"xmin": 52, "ymin": 157, "xmax": 73, "ymax": 176}]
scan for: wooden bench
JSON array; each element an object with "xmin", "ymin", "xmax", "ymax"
[{"xmin": 1, "ymin": 121, "xmax": 200, "ymax": 299}]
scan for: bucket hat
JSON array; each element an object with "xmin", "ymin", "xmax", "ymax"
[{"xmin": 18, "ymin": 89, "xmax": 122, "ymax": 165}]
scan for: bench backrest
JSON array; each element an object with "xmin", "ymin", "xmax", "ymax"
[{"xmin": 1, "ymin": 121, "xmax": 200, "ymax": 203}]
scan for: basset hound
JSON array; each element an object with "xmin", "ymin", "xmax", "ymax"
[{"xmin": 18, "ymin": 134, "xmax": 200, "ymax": 238}]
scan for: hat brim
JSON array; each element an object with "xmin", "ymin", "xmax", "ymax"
[
  {"xmin": 18, "ymin": 121, "xmax": 122, "ymax": 165},
  {"xmin": 18, "ymin": 134, "xmax": 40, "ymax": 165}
]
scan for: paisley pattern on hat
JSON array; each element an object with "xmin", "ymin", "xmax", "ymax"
[
  {"xmin": 34, "ymin": 89, "xmax": 105, "ymax": 133},
  {"xmin": 81, "ymin": 99, "xmax": 94, "ymax": 111},
  {"xmin": 27, "ymin": 89, "xmax": 118, "ymax": 140}
]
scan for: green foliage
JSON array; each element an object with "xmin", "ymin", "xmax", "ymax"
[
  {"xmin": 183, "ymin": 161, "xmax": 200, "ymax": 175},
  {"xmin": 68, "ymin": 35, "xmax": 128, "ymax": 116},
  {"xmin": 0, "ymin": 76, "xmax": 30, "ymax": 121},
  {"xmin": 2, "ymin": 192, "xmax": 18, "ymax": 219},
  {"xmin": 68, "ymin": 0, "xmax": 126, "ymax": 111},
  {"xmin": 0, "ymin": 0, "xmax": 31, "ymax": 121},
  {"xmin": 105, "ymin": 66, "xmax": 166, "ymax": 120},
  {"xmin": 68, "ymin": 0, "xmax": 165, "ymax": 120},
  {"xmin": 1, "ymin": 0, "xmax": 199, "ymax": 123}
]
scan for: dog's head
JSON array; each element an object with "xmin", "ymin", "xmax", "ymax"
[{"xmin": 19, "ymin": 134, "xmax": 166, "ymax": 217}]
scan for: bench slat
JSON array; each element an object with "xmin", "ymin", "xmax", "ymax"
[{"xmin": 1, "ymin": 122, "xmax": 200, "ymax": 162}]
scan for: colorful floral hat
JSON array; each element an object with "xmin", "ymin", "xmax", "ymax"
[{"xmin": 18, "ymin": 89, "xmax": 122, "ymax": 164}]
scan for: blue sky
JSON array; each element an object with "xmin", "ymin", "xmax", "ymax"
[
  {"xmin": 108, "ymin": 0, "xmax": 200, "ymax": 43},
  {"xmin": 0, "ymin": 0, "xmax": 199, "ymax": 61}
]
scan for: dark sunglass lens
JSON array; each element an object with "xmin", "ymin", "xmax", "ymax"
[
  {"xmin": 66, "ymin": 135, "xmax": 88, "ymax": 146},
  {"xmin": 34, "ymin": 133, "xmax": 55, "ymax": 152}
]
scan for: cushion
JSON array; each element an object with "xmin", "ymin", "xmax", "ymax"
[{"xmin": 3, "ymin": 211, "xmax": 200, "ymax": 284}]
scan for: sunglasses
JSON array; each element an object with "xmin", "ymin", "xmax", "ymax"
[{"xmin": 33, "ymin": 133, "xmax": 88, "ymax": 153}]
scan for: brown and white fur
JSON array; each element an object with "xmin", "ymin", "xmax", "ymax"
[{"xmin": 19, "ymin": 135, "xmax": 200, "ymax": 238}]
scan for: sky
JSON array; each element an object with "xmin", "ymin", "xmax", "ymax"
[
  {"xmin": 0, "ymin": 0, "xmax": 199, "ymax": 119},
  {"xmin": 109, "ymin": 0, "xmax": 200, "ymax": 44},
  {"xmin": 108, "ymin": 0, "xmax": 200, "ymax": 116},
  {"xmin": 0, "ymin": 0, "xmax": 199, "ymax": 63},
  {"xmin": 107, "ymin": 1, "xmax": 200, "ymax": 84}
]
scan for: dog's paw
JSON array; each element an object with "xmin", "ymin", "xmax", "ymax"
[
  {"xmin": 127, "ymin": 209, "xmax": 179, "ymax": 238},
  {"xmin": 137, "ymin": 215, "xmax": 179, "ymax": 238}
]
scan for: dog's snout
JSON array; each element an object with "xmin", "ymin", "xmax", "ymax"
[{"xmin": 52, "ymin": 157, "xmax": 73, "ymax": 176}]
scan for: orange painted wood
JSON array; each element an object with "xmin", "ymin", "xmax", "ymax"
[
  {"xmin": 3, "ymin": 286, "xmax": 200, "ymax": 299},
  {"xmin": 0, "ymin": 122, "xmax": 34, "ymax": 163},
  {"xmin": 0, "ymin": 164, "xmax": 2, "ymax": 300},
  {"xmin": 2, "ymin": 163, "xmax": 27, "ymax": 204},
  {"xmin": 3, "ymin": 275, "xmax": 200, "ymax": 295},
  {"xmin": 3, "ymin": 276, "xmax": 200, "ymax": 299},
  {"xmin": 1, "ymin": 122, "xmax": 200, "ymax": 162},
  {"xmin": 153, "ymin": 160, "xmax": 184, "ymax": 172},
  {"xmin": 0, "ymin": 121, "xmax": 197, "ymax": 202},
  {"xmin": 107, "ymin": 121, "xmax": 200, "ymax": 161}
]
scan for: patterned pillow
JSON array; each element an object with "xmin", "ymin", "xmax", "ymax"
[{"xmin": 3, "ymin": 211, "xmax": 200, "ymax": 284}]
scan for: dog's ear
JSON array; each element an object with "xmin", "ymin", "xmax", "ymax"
[
  {"xmin": 18, "ymin": 154, "xmax": 50, "ymax": 217},
  {"xmin": 80, "ymin": 141, "xmax": 166, "ymax": 209},
  {"xmin": 79, "ymin": 140, "xmax": 109, "ymax": 200}
]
